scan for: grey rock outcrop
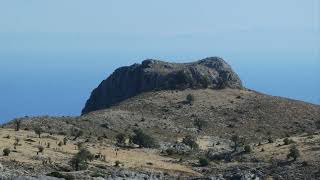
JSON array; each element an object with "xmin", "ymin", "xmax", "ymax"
[
  {"xmin": 13, "ymin": 176, "xmax": 63, "ymax": 180},
  {"xmin": 82, "ymin": 57, "xmax": 243, "ymax": 114}
]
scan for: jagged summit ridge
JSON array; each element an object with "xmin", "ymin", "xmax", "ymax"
[{"xmin": 82, "ymin": 57, "xmax": 243, "ymax": 114}]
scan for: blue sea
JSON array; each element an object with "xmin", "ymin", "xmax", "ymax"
[{"xmin": 1, "ymin": 51, "xmax": 319, "ymax": 123}]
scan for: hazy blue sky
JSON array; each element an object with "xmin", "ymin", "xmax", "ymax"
[{"xmin": 0, "ymin": 0, "xmax": 319, "ymax": 122}]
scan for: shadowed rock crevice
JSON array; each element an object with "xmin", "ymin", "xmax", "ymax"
[{"xmin": 82, "ymin": 57, "xmax": 243, "ymax": 114}]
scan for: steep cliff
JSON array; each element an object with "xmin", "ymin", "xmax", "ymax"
[{"xmin": 82, "ymin": 57, "xmax": 243, "ymax": 114}]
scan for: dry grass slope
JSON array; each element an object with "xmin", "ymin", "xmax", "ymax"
[
  {"xmin": 0, "ymin": 128, "xmax": 200, "ymax": 177},
  {"xmin": 2, "ymin": 88, "xmax": 320, "ymax": 179}
]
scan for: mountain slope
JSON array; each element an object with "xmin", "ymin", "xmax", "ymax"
[
  {"xmin": 5, "ymin": 58, "xmax": 320, "ymax": 142},
  {"xmin": 3, "ymin": 57, "xmax": 320, "ymax": 179},
  {"xmin": 6, "ymin": 88, "xmax": 320, "ymax": 143}
]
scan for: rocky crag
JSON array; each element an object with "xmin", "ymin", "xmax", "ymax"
[{"xmin": 82, "ymin": 57, "xmax": 243, "ymax": 114}]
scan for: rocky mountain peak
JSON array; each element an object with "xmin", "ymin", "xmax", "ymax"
[{"xmin": 82, "ymin": 57, "xmax": 243, "ymax": 114}]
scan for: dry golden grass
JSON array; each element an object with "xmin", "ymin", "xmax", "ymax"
[
  {"xmin": 0, "ymin": 129, "xmax": 77, "ymax": 165},
  {"xmin": 0, "ymin": 128, "xmax": 200, "ymax": 176},
  {"xmin": 252, "ymin": 132, "xmax": 320, "ymax": 163}
]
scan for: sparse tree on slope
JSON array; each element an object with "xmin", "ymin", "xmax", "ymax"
[
  {"xmin": 70, "ymin": 148, "xmax": 94, "ymax": 171},
  {"xmin": 131, "ymin": 129, "xmax": 158, "ymax": 148},
  {"xmin": 34, "ymin": 126, "xmax": 43, "ymax": 138},
  {"xmin": 287, "ymin": 145, "xmax": 300, "ymax": 161},
  {"xmin": 14, "ymin": 119, "xmax": 22, "ymax": 131}
]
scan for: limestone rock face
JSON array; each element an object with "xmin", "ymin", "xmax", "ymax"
[{"xmin": 82, "ymin": 57, "xmax": 243, "ymax": 114}]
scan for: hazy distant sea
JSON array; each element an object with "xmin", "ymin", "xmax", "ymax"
[{"xmin": 0, "ymin": 52, "xmax": 319, "ymax": 123}]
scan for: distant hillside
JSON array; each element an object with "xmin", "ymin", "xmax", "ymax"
[
  {"xmin": 3, "ymin": 57, "xmax": 320, "ymax": 179},
  {"xmin": 5, "ymin": 88, "xmax": 320, "ymax": 143}
]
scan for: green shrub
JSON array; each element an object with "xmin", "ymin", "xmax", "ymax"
[
  {"xmin": 244, "ymin": 145, "xmax": 252, "ymax": 153},
  {"xmin": 316, "ymin": 169, "xmax": 320, "ymax": 178},
  {"xmin": 14, "ymin": 138, "xmax": 20, "ymax": 146},
  {"xmin": 91, "ymin": 171, "xmax": 105, "ymax": 178},
  {"xmin": 287, "ymin": 145, "xmax": 300, "ymax": 161},
  {"xmin": 202, "ymin": 76, "xmax": 210, "ymax": 88},
  {"xmin": 198, "ymin": 157, "xmax": 209, "ymax": 167},
  {"xmin": 3, "ymin": 148, "xmax": 10, "ymax": 156},
  {"xmin": 231, "ymin": 135, "xmax": 243, "ymax": 152},
  {"xmin": 268, "ymin": 137, "xmax": 274, "ymax": 143},
  {"xmin": 72, "ymin": 129, "xmax": 83, "ymax": 140},
  {"xmin": 115, "ymin": 160, "xmax": 121, "ymax": 167},
  {"xmin": 100, "ymin": 123, "xmax": 109, "ymax": 129},
  {"xmin": 194, "ymin": 119, "xmax": 208, "ymax": 131},
  {"xmin": 38, "ymin": 146, "xmax": 44, "ymax": 153},
  {"xmin": 316, "ymin": 120, "xmax": 320, "ymax": 129},
  {"xmin": 59, "ymin": 141, "xmax": 64, "ymax": 147},
  {"xmin": 116, "ymin": 133, "xmax": 126, "ymax": 145},
  {"xmin": 182, "ymin": 135, "xmax": 199, "ymax": 150},
  {"xmin": 301, "ymin": 161, "xmax": 309, "ymax": 166},
  {"xmin": 283, "ymin": 138, "xmax": 294, "ymax": 145},
  {"xmin": 131, "ymin": 129, "xmax": 158, "ymax": 148},
  {"xmin": 63, "ymin": 137, "xmax": 68, "ymax": 145},
  {"xmin": 186, "ymin": 94, "xmax": 194, "ymax": 104},
  {"xmin": 34, "ymin": 126, "xmax": 43, "ymax": 138},
  {"xmin": 14, "ymin": 119, "xmax": 22, "ymax": 131},
  {"xmin": 165, "ymin": 148, "xmax": 175, "ymax": 155},
  {"xmin": 76, "ymin": 142, "xmax": 84, "ymax": 149},
  {"xmin": 47, "ymin": 172, "xmax": 65, "ymax": 178},
  {"xmin": 47, "ymin": 172, "xmax": 74, "ymax": 180},
  {"xmin": 70, "ymin": 148, "xmax": 94, "ymax": 171}
]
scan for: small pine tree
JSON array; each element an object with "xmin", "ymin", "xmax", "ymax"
[
  {"xmin": 194, "ymin": 119, "xmax": 208, "ymax": 131},
  {"xmin": 115, "ymin": 160, "xmax": 121, "ymax": 167},
  {"xmin": 76, "ymin": 142, "xmax": 84, "ymax": 150},
  {"xmin": 58, "ymin": 141, "xmax": 63, "ymax": 147},
  {"xmin": 316, "ymin": 120, "xmax": 320, "ymax": 129},
  {"xmin": 198, "ymin": 157, "xmax": 209, "ymax": 167},
  {"xmin": 244, "ymin": 145, "xmax": 252, "ymax": 153},
  {"xmin": 3, "ymin": 148, "xmax": 10, "ymax": 156},
  {"xmin": 287, "ymin": 145, "xmax": 300, "ymax": 161},
  {"xmin": 73, "ymin": 129, "xmax": 84, "ymax": 140},
  {"xmin": 131, "ymin": 129, "xmax": 158, "ymax": 148},
  {"xmin": 70, "ymin": 148, "xmax": 94, "ymax": 171},
  {"xmin": 34, "ymin": 126, "xmax": 43, "ymax": 138},
  {"xmin": 165, "ymin": 148, "xmax": 175, "ymax": 155},
  {"xmin": 14, "ymin": 119, "xmax": 22, "ymax": 131},
  {"xmin": 116, "ymin": 133, "xmax": 126, "ymax": 145},
  {"xmin": 38, "ymin": 146, "xmax": 44, "ymax": 153},
  {"xmin": 202, "ymin": 76, "xmax": 210, "ymax": 88},
  {"xmin": 283, "ymin": 138, "xmax": 290, "ymax": 145},
  {"xmin": 63, "ymin": 137, "xmax": 68, "ymax": 145},
  {"xmin": 182, "ymin": 135, "xmax": 199, "ymax": 150},
  {"xmin": 186, "ymin": 94, "xmax": 194, "ymax": 104},
  {"xmin": 14, "ymin": 138, "xmax": 20, "ymax": 148},
  {"xmin": 231, "ymin": 135, "xmax": 243, "ymax": 152}
]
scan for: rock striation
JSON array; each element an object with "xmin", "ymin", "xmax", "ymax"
[{"xmin": 82, "ymin": 57, "xmax": 243, "ymax": 114}]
